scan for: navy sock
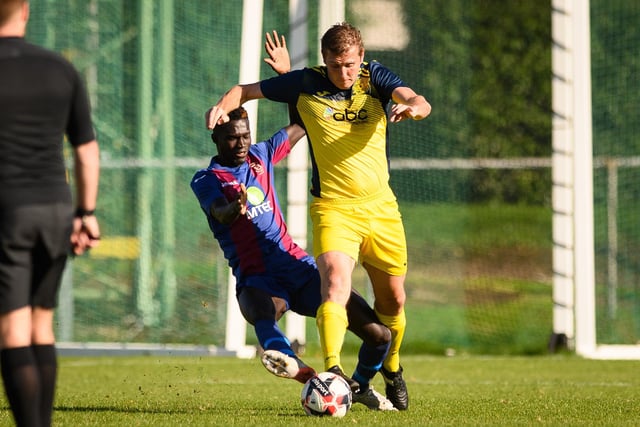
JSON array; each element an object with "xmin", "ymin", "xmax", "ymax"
[
  {"xmin": 254, "ymin": 319, "xmax": 295, "ymax": 356},
  {"xmin": 352, "ymin": 341, "xmax": 391, "ymax": 391}
]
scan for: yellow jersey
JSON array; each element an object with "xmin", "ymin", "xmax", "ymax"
[{"xmin": 261, "ymin": 61, "xmax": 405, "ymax": 200}]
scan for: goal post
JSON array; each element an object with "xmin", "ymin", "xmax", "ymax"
[
  {"xmin": 282, "ymin": 0, "xmax": 317, "ymax": 351},
  {"xmin": 551, "ymin": 0, "xmax": 640, "ymax": 359}
]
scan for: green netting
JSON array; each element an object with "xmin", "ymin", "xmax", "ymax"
[
  {"xmin": 591, "ymin": 1, "xmax": 640, "ymax": 345},
  {"xmin": 22, "ymin": 0, "xmax": 568, "ymax": 354}
]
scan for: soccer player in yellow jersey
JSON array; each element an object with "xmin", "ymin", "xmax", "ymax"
[{"xmin": 206, "ymin": 23, "xmax": 431, "ymax": 410}]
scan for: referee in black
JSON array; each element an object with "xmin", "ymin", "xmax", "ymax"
[{"xmin": 0, "ymin": 1, "xmax": 100, "ymax": 425}]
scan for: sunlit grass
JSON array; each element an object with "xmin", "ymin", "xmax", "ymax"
[{"xmin": 2, "ymin": 354, "xmax": 637, "ymax": 426}]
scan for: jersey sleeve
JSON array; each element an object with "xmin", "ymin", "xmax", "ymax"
[
  {"xmin": 66, "ymin": 67, "xmax": 96, "ymax": 146},
  {"xmin": 260, "ymin": 70, "xmax": 305, "ymax": 104},
  {"xmin": 368, "ymin": 60, "xmax": 406, "ymax": 100},
  {"xmin": 190, "ymin": 171, "xmax": 223, "ymax": 214},
  {"xmin": 267, "ymin": 128, "xmax": 292, "ymax": 164},
  {"xmin": 252, "ymin": 128, "xmax": 292, "ymax": 165}
]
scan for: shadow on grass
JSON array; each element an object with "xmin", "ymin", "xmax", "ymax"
[
  {"xmin": 51, "ymin": 405, "xmax": 306, "ymax": 418},
  {"xmin": 53, "ymin": 405, "xmax": 190, "ymax": 414}
]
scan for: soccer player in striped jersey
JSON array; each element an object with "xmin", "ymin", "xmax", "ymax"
[
  {"xmin": 205, "ymin": 24, "xmax": 430, "ymax": 410},
  {"xmin": 206, "ymin": 24, "xmax": 430, "ymax": 410},
  {"xmin": 192, "ymin": 35, "xmax": 397, "ymax": 411},
  {"xmin": 191, "ymin": 106, "xmax": 395, "ymax": 411}
]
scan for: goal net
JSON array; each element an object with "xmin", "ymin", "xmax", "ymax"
[
  {"xmin": 22, "ymin": 0, "xmax": 615, "ymax": 357},
  {"xmin": 589, "ymin": 0, "xmax": 640, "ymax": 357},
  {"xmin": 552, "ymin": 0, "xmax": 640, "ymax": 358}
]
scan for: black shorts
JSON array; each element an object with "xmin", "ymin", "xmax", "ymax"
[{"xmin": 0, "ymin": 202, "xmax": 73, "ymax": 314}]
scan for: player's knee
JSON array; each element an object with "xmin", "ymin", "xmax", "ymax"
[
  {"xmin": 237, "ymin": 288, "xmax": 280, "ymax": 325},
  {"xmin": 238, "ymin": 301, "xmax": 273, "ymax": 325},
  {"xmin": 363, "ymin": 322, "xmax": 392, "ymax": 347},
  {"xmin": 375, "ymin": 295, "xmax": 405, "ymax": 314}
]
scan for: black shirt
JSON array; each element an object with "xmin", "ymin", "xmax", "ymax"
[{"xmin": 0, "ymin": 36, "xmax": 95, "ymax": 207}]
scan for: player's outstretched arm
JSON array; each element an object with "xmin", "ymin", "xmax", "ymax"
[
  {"xmin": 206, "ymin": 30, "xmax": 289, "ymax": 130},
  {"xmin": 205, "ymin": 83, "xmax": 264, "ymax": 130},
  {"xmin": 210, "ymin": 183, "xmax": 248, "ymax": 225},
  {"xmin": 389, "ymin": 86, "xmax": 432, "ymax": 123},
  {"xmin": 284, "ymin": 123, "xmax": 305, "ymax": 149},
  {"xmin": 264, "ymin": 30, "xmax": 291, "ymax": 75}
]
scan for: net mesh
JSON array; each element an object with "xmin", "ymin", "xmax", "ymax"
[
  {"xmin": 590, "ymin": 1, "xmax": 640, "ymax": 346},
  {"xmin": 25, "ymin": 0, "xmax": 635, "ymax": 354}
]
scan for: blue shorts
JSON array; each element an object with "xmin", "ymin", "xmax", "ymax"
[{"xmin": 236, "ymin": 258, "xmax": 322, "ymax": 317}]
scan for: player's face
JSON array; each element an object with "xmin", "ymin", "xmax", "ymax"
[
  {"xmin": 215, "ymin": 119, "xmax": 252, "ymax": 167},
  {"xmin": 323, "ymin": 45, "xmax": 364, "ymax": 90}
]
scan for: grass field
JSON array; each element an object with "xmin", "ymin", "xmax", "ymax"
[{"xmin": 1, "ymin": 354, "xmax": 638, "ymax": 426}]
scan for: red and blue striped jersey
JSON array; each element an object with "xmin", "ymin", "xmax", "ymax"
[{"xmin": 191, "ymin": 128, "xmax": 313, "ymax": 282}]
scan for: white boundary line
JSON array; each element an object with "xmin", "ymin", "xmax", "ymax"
[{"xmin": 57, "ymin": 342, "xmax": 257, "ymax": 358}]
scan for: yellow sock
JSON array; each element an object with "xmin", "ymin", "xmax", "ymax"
[
  {"xmin": 316, "ymin": 301, "xmax": 348, "ymax": 370},
  {"xmin": 375, "ymin": 308, "xmax": 406, "ymax": 372}
]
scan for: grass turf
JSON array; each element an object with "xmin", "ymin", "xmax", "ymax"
[{"xmin": 1, "ymin": 354, "xmax": 638, "ymax": 426}]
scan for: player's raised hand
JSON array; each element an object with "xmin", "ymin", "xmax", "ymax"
[{"xmin": 264, "ymin": 30, "xmax": 290, "ymax": 75}]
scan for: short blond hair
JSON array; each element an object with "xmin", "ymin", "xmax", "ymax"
[{"xmin": 321, "ymin": 22, "xmax": 364, "ymax": 57}]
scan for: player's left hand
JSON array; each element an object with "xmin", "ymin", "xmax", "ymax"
[
  {"xmin": 389, "ymin": 92, "xmax": 430, "ymax": 123},
  {"xmin": 389, "ymin": 96, "xmax": 430, "ymax": 123},
  {"xmin": 389, "ymin": 103, "xmax": 416, "ymax": 123}
]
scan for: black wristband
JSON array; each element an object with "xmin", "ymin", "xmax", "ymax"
[{"xmin": 75, "ymin": 208, "xmax": 95, "ymax": 218}]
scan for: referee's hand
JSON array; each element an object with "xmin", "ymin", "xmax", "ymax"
[{"xmin": 71, "ymin": 215, "xmax": 101, "ymax": 255}]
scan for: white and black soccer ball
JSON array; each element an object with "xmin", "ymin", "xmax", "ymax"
[{"xmin": 300, "ymin": 372, "xmax": 352, "ymax": 417}]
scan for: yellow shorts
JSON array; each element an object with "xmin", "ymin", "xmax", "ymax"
[{"xmin": 310, "ymin": 193, "xmax": 407, "ymax": 276}]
